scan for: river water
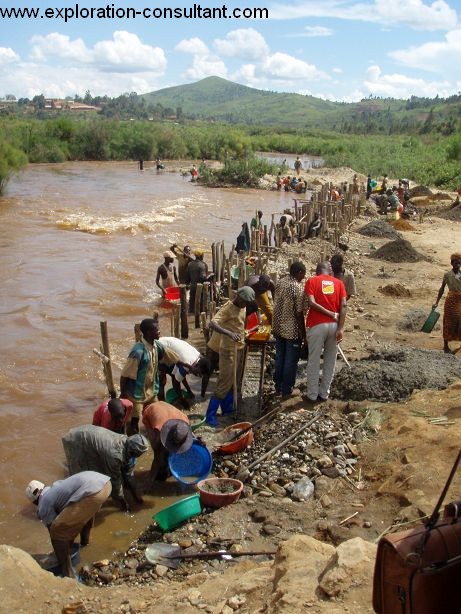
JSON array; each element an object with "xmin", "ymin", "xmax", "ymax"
[{"xmin": 0, "ymin": 161, "xmax": 293, "ymax": 564}]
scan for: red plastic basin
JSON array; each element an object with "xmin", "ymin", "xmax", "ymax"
[
  {"xmin": 196, "ymin": 477, "xmax": 243, "ymax": 508},
  {"xmin": 165, "ymin": 286, "xmax": 180, "ymax": 301},
  {"xmin": 217, "ymin": 422, "xmax": 254, "ymax": 455}
]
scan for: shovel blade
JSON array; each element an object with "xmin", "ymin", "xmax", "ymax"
[{"xmin": 145, "ymin": 543, "xmax": 181, "ymax": 569}]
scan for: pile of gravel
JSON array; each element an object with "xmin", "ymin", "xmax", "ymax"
[
  {"xmin": 371, "ymin": 238, "xmax": 428, "ymax": 263},
  {"xmin": 398, "ymin": 308, "xmax": 434, "ymax": 332},
  {"xmin": 331, "ymin": 346, "xmax": 459, "ymax": 402},
  {"xmin": 358, "ymin": 220, "xmax": 402, "ymax": 240}
]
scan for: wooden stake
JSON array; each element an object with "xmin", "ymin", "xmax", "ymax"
[
  {"xmin": 173, "ymin": 303, "xmax": 180, "ymax": 338},
  {"xmin": 100, "ymin": 321, "xmax": 116, "ymax": 399},
  {"xmin": 179, "ymin": 284, "xmax": 188, "ymax": 339},
  {"xmin": 194, "ymin": 283, "xmax": 203, "ymax": 328}
]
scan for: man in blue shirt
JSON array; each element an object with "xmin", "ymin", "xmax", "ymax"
[{"xmin": 26, "ymin": 471, "xmax": 112, "ymax": 578}]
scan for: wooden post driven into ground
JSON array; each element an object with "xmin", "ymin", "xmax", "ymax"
[
  {"xmin": 100, "ymin": 321, "xmax": 117, "ymax": 399},
  {"xmin": 179, "ymin": 284, "xmax": 188, "ymax": 339}
]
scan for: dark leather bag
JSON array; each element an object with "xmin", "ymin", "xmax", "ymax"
[{"xmin": 373, "ymin": 450, "xmax": 461, "ymax": 614}]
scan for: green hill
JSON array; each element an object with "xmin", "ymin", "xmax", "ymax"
[{"xmin": 141, "ymin": 76, "xmax": 461, "ymax": 134}]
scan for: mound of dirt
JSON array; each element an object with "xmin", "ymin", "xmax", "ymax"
[
  {"xmin": 331, "ymin": 347, "xmax": 460, "ymax": 402},
  {"xmin": 358, "ymin": 220, "xmax": 402, "ymax": 240},
  {"xmin": 398, "ymin": 308, "xmax": 433, "ymax": 332},
  {"xmin": 379, "ymin": 283, "xmax": 412, "ymax": 297},
  {"xmin": 390, "ymin": 219, "xmax": 416, "ymax": 231},
  {"xmin": 371, "ymin": 238, "xmax": 428, "ymax": 263},
  {"xmin": 410, "ymin": 185, "xmax": 433, "ymax": 198},
  {"xmin": 436, "ymin": 199, "xmax": 461, "ymax": 221}
]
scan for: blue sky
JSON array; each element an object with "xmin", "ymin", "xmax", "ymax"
[{"xmin": 1, "ymin": 0, "xmax": 460, "ymax": 101}]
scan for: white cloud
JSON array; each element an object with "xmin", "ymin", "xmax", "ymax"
[
  {"xmin": 175, "ymin": 37, "xmax": 209, "ymax": 55},
  {"xmin": 0, "ymin": 47, "xmax": 20, "ymax": 64},
  {"xmin": 0, "ymin": 61, "xmax": 163, "ymax": 98},
  {"xmin": 184, "ymin": 54, "xmax": 228, "ymax": 80},
  {"xmin": 30, "ymin": 33, "xmax": 91, "ymax": 62},
  {"xmin": 332, "ymin": 67, "xmax": 343, "ymax": 74},
  {"xmin": 93, "ymin": 32, "xmax": 166, "ymax": 74},
  {"xmin": 268, "ymin": 0, "xmax": 458, "ymax": 30},
  {"xmin": 390, "ymin": 28, "xmax": 461, "ymax": 78},
  {"xmin": 29, "ymin": 31, "xmax": 166, "ymax": 74},
  {"xmin": 263, "ymin": 52, "xmax": 327, "ymax": 80},
  {"xmin": 363, "ymin": 63, "xmax": 457, "ymax": 98},
  {"xmin": 286, "ymin": 25, "xmax": 334, "ymax": 37},
  {"xmin": 213, "ymin": 28, "xmax": 270, "ymax": 61}
]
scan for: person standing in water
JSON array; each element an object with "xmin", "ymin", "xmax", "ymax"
[{"xmin": 156, "ymin": 251, "xmax": 179, "ymax": 298}]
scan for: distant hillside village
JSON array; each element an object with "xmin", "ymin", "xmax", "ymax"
[{"xmin": 0, "ymin": 95, "xmax": 100, "ymax": 113}]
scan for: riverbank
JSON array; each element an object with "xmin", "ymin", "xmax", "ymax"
[{"xmin": 2, "ymin": 179, "xmax": 461, "ymax": 611}]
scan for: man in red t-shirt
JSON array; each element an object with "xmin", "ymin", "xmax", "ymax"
[
  {"xmin": 304, "ymin": 261, "xmax": 347, "ymax": 402},
  {"xmin": 92, "ymin": 398, "xmax": 133, "ymax": 433}
]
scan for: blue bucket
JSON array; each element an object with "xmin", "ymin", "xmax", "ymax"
[{"xmin": 169, "ymin": 441, "xmax": 212, "ymax": 485}]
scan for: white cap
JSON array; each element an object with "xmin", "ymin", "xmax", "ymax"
[{"xmin": 26, "ymin": 480, "xmax": 45, "ymax": 502}]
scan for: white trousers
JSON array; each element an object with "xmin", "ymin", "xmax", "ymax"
[{"xmin": 306, "ymin": 322, "xmax": 338, "ymax": 401}]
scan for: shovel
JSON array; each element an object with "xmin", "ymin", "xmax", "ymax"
[{"xmin": 145, "ymin": 542, "xmax": 276, "ymax": 569}]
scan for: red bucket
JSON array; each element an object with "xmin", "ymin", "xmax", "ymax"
[{"xmin": 165, "ymin": 286, "xmax": 180, "ymax": 301}]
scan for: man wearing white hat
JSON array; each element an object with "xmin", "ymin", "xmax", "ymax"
[
  {"xmin": 155, "ymin": 250, "xmax": 179, "ymax": 298},
  {"xmin": 26, "ymin": 471, "xmax": 111, "ymax": 578}
]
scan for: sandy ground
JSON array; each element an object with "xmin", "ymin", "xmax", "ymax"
[{"xmin": 2, "ymin": 169, "xmax": 460, "ymax": 613}]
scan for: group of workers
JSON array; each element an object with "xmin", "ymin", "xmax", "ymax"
[{"xmin": 25, "ymin": 315, "xmax": 214, "ymax": 578}]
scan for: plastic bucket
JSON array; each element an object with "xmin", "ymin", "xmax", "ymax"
[
  {"xmin": 421, "ymin": 309, "xmax": 440, "ymax": 333},
  {"xmin": 165, "ymin": 286, "xmax": 180, "ymax": 301},
  {"xmin": 188, "ymin": 413, "xmax": 206, "ymax": 432},
  {"xmin": 153, "ymin": 494, "xmax": 202, "ymax": 531},
  {"xmin": 165, "ymin": 388, "xmax": 194, "ymax": 404},
  {"xmin": 217, "ymin": 422, "xmax": 254, "ymax": 455},
  {"xmin": 169, "ymin": 441, "xmax": 212, "ymax": 485},
  {"xmin": 245, "ymin": 312, "xmax": 259, "ymax": 332}
]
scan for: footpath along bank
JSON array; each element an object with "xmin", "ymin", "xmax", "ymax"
[{"xmin": 2, "ymin": 171, "xmax": 461, "ymax": 613}]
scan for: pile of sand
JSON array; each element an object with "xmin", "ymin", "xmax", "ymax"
[
  {"xmin": 358, "ymin": 220, "xmax": 401, "ymax": 240},
  {"xmin": 378, "ymin": 283, "xmax": 412, "ymax": 297},
  {"xmin": 390, "ymin": 219, "xmax": 416, "ymax": 231},
  {"xmin": 436, "ymin": 197, "xmax": 461, "ymax": 221},
  {"xmin": 331, "ymin": 347, "xmax": 459, "ymax": 402},
  {"xmin": 371, "ymin": 238, "xmax": 428, "ymax": 263}
]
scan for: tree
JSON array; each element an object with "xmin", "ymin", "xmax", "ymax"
[{"xmin": 0, "ymin": 139, "xmax": 27, "ymax": 195}]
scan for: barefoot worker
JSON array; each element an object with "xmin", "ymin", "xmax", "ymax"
[
  {"xmin": 433, "ymin": 253, "xmax": 461, "ymax": 354},
  {"xmin": 62, "ymin": 425, "xmax": 148, "ymax": 512},
  {"xmin": 205, "ymin": 286, "xmax": 256, "ymax": 426},
  {"xmin": 155, "ymin": 251, "xmax": 179, "ymax": 298},
  {"xmin": 92, "ymin": 398, "xmax": 133, "ymax": 434},
  {"xmin": 142, "ymin": 401, "xmax": 192, "ymax": 483},
  {"xmin": 26, "ymin": 471, "xmax": 112, "ymax": 578}
]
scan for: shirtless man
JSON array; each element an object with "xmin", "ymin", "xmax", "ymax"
[{"xmin": 156, "ymin": 251, "xmax": 179, "ymax": 298}]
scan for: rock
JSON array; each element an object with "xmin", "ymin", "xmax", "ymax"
[
  {"xmin": 262, "ymin": 523, "xmax": 281, "ymax": 536},
  {"xmin": 291, "ymin": 477, "xmax": 315, "ymax": 501},
  {"xmin": 347, "ymin": 442, "xmax": 359, "ymax": 456},
  {"xmin": 268, "ymin": 483, "xmax": 286, "ymax": 497},
  {"xmin": 229, "ymin": 544, "xmax": 243, "ymax": 553},
  {"xmin": 363, "ymin": 521, "xmax": 372, "ymax": 528},
  {"xmin": 155, "ymin": 565, "xmax": 169, "ymax": 578},
  {"xmin": 317, "ymin": 455, "xmax": 333, "ymax": 468},
  {"xmin": 221, "ymin": 606, "xmax": 234, "ymax": 614},
  {"xmin": 124, "ymin": 558, "xmax": 138, "ymax": 569},
  {"xmin": 270, "ymin": 535, "xmax": 336, "ymax": 610},
  {"xmin": 319, "ymin": 537, "xmax": 377, "ymax": 597},
  {"xmin": 320, "ymin": 494, "xmax": 332, "ymax": 508},
  {"xmin": 93, "ymin": 560, "xmax": 110, "ymax": 568},
  {"xmin": 321, "ymin": 466, "xmax": 340, "ymax": 479},
  {"xmin": 97, "ymin": 571, "xmax": 113, "ymax": 584},
  {"xmin": 227, "ymin": 595, "xmax": 246, "ymax": 610},
  {"xmin": 251, "ymin": 509, "xmax": 267, "ymax": 523},
  {"xmin": 178, "ymin": 539, "xmax": 193, "ymax": 549},
  {"xmin": 188, "ymin": 589, "xmax": 202, "ymax": 606}
]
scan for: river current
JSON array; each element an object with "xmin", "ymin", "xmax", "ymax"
[{"xmin": 0, "ymin": 161, "xmax": 293, "ymax": 564}]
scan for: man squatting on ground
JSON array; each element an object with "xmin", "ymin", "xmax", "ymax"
[
  {"xmin": 26, "ymin": 471, "xmax": 112, "ymax": 578},
  {"xmin": 304, "ymin": 261, "xmax": 347, "ymax": 403}
]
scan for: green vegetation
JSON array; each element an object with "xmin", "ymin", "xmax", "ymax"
[
  {"xmin": 0, "ymin": 139, "xmax": 27, "ymax": 194},
  {"xmin": 1, "ymin": 76, "xmax": 460, "ymax": 191},
  {"xmin": 199, "ymin": 155, "xmax": 279, "ymax": 187}
]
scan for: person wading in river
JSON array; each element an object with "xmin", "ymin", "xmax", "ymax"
[
  {"xmin": 62, "ymin": 425, "xmax": 148, "ymax": 512},
  {"xmin": 205, "ymin": 286, "xmax": 256, "ymax": 426},
  {"xmin": 156, "ymin": 251, "xmax": 179, "ymax": 298},
  {"xmin": 26, "ymin": 471, "xmax": 112, "ymax": 578},
  {"xmin": 142, "ymin": 401, "xmax": 193, "ymax": 484},
  {"xmin": 120, "ymin": 318, "xmax": 166, "ymax": 435},
  {"xmin": 433, "ymin": 253, "xmax": 461, "ymax": 354}
]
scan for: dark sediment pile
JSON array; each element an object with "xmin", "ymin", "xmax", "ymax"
[
  {"xmin": 371, "ymin": 238, "xmax": 428, "ymax": 263},
  {"xmin": 410, "ymin": 186, "xmax": 433, "ymax": 198},
  {"xmin": 358, "ymin": 220, "xmax": 402, "ymax": 240},
  {"xmin": 436, "ymin": 197, "xmax": 461, "ymax": 221},
  {"xmin": 398, "ymin": 308, "xmax": 434, "ymax": 332},
  {"xmin": 331, "ymin": 347, "xmax": 460, "ymax": 403}
]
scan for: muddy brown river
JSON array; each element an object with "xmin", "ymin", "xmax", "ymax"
[{"xmin": 0, "ymin": 161, "xmax": 293, "ymax": 565}]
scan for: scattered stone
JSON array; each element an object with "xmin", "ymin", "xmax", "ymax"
[
  {"xmin": 178, "ymin": 539, "xmax": 193, "ymax": 549},
  {"xmin": 262, "ymin": 524, "xmax": 281, "ymax": 536},
  {"xmin": 155, "ymin": 565, "xmax": 169, "ymax": 578},
  {"xmin": 320, "ymin": 494, "xmax": 332, "ymax": 508},
  {"xmin": 268, "ymin": 483, "xmax": 286, "ymax": 497},
  {"xmin": 317, "ymin": 455, "xmax": 333, "ymax": 468},
  {"xmin": 251, "ymin": 510, "xmax": 267, "ymax": 523}
]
